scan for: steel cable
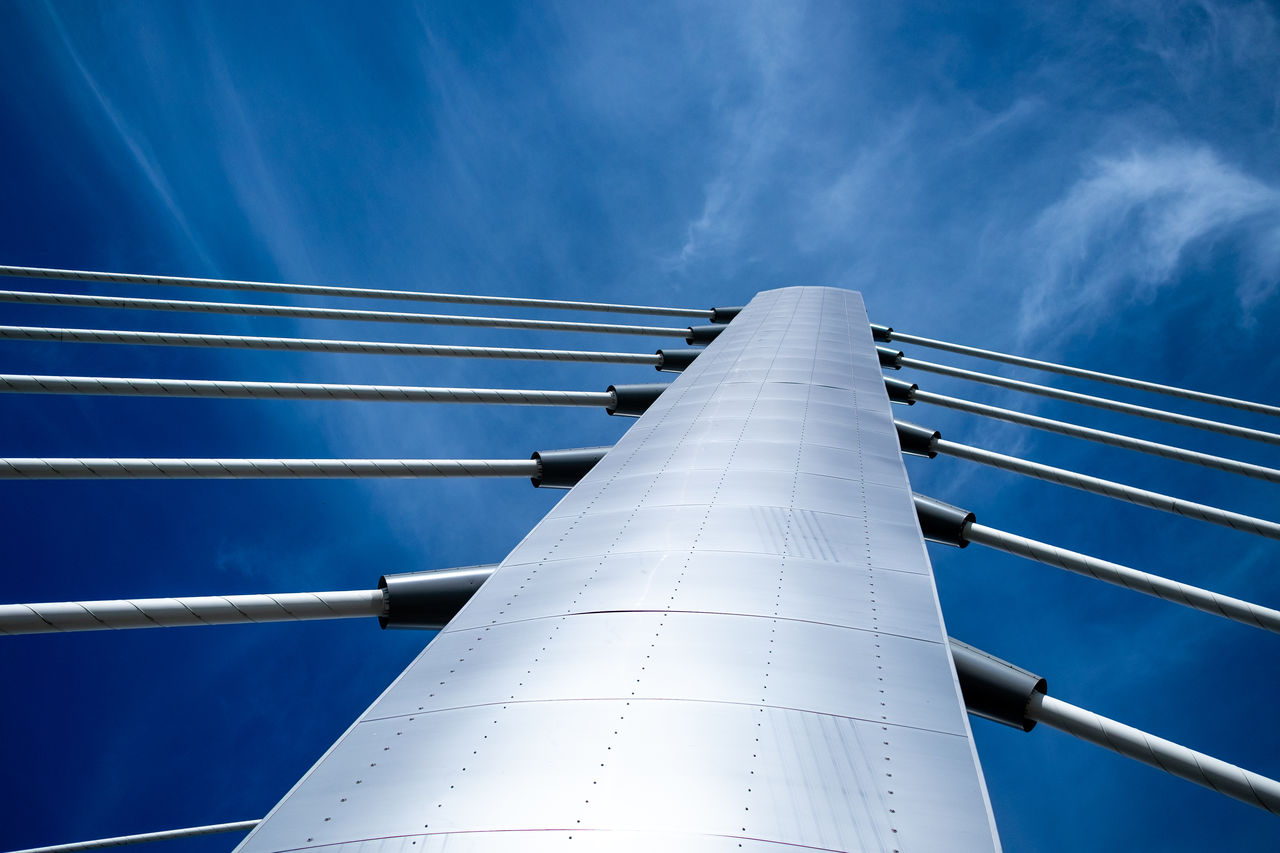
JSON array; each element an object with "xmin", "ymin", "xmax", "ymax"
[
  {"xmin": 0, "ymin": 458, "xmax": 542, "ymax": 479},
  {"xmin": 0, "ymin": 374, "xmax": 614, "ymax": 407},
  {"xmin": 887, "ymin": 329, "xmax": 1280, "ymax": 418},
  {"xmin": 0, "ymin": 264, "xmax": 712, "ymax": 319},
  {"xmin": 935, "ymin": 439, "xmax": 1280, "ymax": 541},
  {"xmin": 0, "ymin": 324, "xmax": 662, "ymax": 364},
  {"xmin": 0, "ymin": 591, "xmax": 384, "ymax": 635},
  {"xmin": 0, "ymin": 290, "xmax": 690, "ymax": 337},
  {"xmin": 903, "ymin": 356, "xmax": 1280, "ymax": 447},
  {"xmin": 915, "ymin": 390, "xmax": 1280, "ymax": 485},
  {"xmin": 965, "ymin": 523, "xmax": 1280, "ymax": 634},
  {"xmin": 3, "ymin": 822, "xmax": 260, "ymax": 853},
  {"xmin": 1027, "ymin": 693, "xmax": 1280, "ymax": 816}
]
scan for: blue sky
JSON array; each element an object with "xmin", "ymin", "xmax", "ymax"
[{"xmin": 1, "ymin": 1, "xmax": 1279, "ymax": 850}]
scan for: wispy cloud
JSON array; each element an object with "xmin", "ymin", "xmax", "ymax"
[
  {"xmin": 664, "ymin": 11, "xmax": 790, "ymax": 270},
  {"xmin": 1018, "ymin": 143, "xmax": 1280, "ymax": 338},
  {"xmin": 37, "ymin": 2, "xmax": 213, "ymax": 267},
  {"xmin": 1133, "ymin": 0, "xmax": 1280, "ymax": 91},
  {"xmin": 661, "ymin": 3, "xmax": 856, "ymax": 274},
  {"xmin": 199, "ymin": 38, "xmax": 317, "ymax": 285}
]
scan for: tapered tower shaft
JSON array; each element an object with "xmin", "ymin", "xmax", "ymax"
[{"xmin": 236, "ymin": 286, "xmax": 999, "ymax": 852}]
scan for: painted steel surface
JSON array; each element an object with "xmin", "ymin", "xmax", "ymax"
[{"xmin": 236, "ymin": 286, "xmax": 999, "ymax": 852}]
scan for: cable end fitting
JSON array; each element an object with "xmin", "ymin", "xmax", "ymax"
[
  {"xmin": 686, "ymin": 324, "xmax": 726, "ymax": 346},
  {"xmin": 885, "ymin": 377, "xmax": 917, "ymax": 404},
  {"xmin": 949, "ymin": 638, "xmax": 1046, "ymax": 731},
  {"xmin": 870, "ymin": 323, "xmax": 893, "ymax": 343},
  {"xmin": 894, "ymin": 420, "xmax": 940, "ymax": 458},
  {"xmin": 655, "ymin": 348, "xmax": 701, "ymax": 373},
  {"xmin": 607, "ymin": 383, "xmax": 669, "ymax": 417},
  {"xmin": 378, "ymin": 566, "xmax": 496, "ymax": 629},
  {"xmin": 913, "ymin": 492, "xmax": 975, "ymax": 548},
  {"xmin": 710, "ymin": 306, "xmax": 743, "ymax": 323},
  {"xmin": 530, "ymin": 446, "xmax": 611, "ymax": 488},
  {"xmin": 877, "ymin": 345, "xmax": 904, "ymax": 369}
]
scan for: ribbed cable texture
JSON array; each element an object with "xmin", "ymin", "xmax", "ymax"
[
  {"xmin": 0, "ymin": 264, "xmax": 713, "ymax": 319},
  {"xmin": 903, "ymin": 356, "xmax": 1280, "ymax": 447},
  {"xmin": 1027, "ymin": 693, "xmax": 1280, "ymax": 815},
  {"xmin": 0, "ymin": 374, "xmax": 614, "ymax": 407},
  {"xmin": 936, "ymin": 439, "xmax": 1280, "ymax": 541},
  {"xmin": 0, "ymin": 458, "xmax": 542, "ymax": 479},
  {"xmin": 916, "ymin": 390, "xmax": 1280, "ymax": 485},
  {"xmin": 890, "ymin": 330, "xmax": 1280, "ymax": 418},
  {"xmin": 965, "ymin": 523, "xmax": 1280, "ymax": 634},
  {"xmin": 4, "ymin": 821, "xmax": 259, "ymax": 853},
  {"xmin": 0, "ymin": 591, "xmax": 385, "ymax": 635},
  {"xmin": 0, "ymin": 290, "xmax": 689, "ymax": 337},
  {"xmin": 0, "ymin": 325, "xmax": 662, "ymax": 365}
]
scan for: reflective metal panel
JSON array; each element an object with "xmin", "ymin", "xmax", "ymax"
[
  {"xmin": 364, "ymin": 612, "xmax": 965, "ymax": 733},
  {"xmin": 238, "ymin": 287, "xmax": 999, "ymax": 853},
  {"xmin": 243, "ymin": 700, "xmax": 987, "ymax": 853},
  {"xmin": 449, "ymin": 550, "xmax": 943, "ymax": 636}
]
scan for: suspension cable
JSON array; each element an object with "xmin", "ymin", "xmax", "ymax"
[
  {"xmin": 0, "ymin": 264, "xmax": 713, "ymax": 319},
  {"xmin": 964, "ymin": 522, "xmax": 1280, "ymax": 634},
  {"xmin": 1027, "ymin": 692, "xmax": 1280, "ymax": 816},
  {"xmin": 0, "ymin": 374, "xmax": 615, "ymax": 407},
  {"xmin": 1, "ymin": 563, "xmax": 499, "ymax": 636},
  {"xmin": 934, "ymin": 438, "xmax": 1280, "ymax": 541},
  {"xmin": 886, "ymin": 329, "xmax": 1280, "ymax": 418},
  {"xmin": 0, "ymin": 458, "xmax": 541, "ymax": 479},
  {"xmin": 914, "ymin": 389, "xmax": 1280, "ymax": 485},
  {"xmin": 0, "ymin": 325, "xmax": 662, "ymax": 365},
  {"xmin": 0, "ymin": 290, "xmax": 691, "ymax": 338},
  {"xmin": 902, "ymin": 356, "xmax": 1280, "ymax": 447},
  {"xmin": 3, "ymin": 821, "xmax": 259, "ymax": 853},
  {"xmin": 0, "ymin": 591, "xmax": 384, "ymax": 635}
]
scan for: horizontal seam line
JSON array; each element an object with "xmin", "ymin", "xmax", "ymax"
[
  {"xmin": 260, "ymin": 827, "xmax": 850, "ymax": 853},
  {"xmin": 442, "ymin": 607, "xmax": 941, "ymax": 644},
  {"xmin": 357, "ymin": 694, "xmax": 969, "ymax": 738}
]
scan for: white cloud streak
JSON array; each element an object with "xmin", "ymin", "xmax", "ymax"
[
  {"xmin": 37, "ymin": 1, "xmax": 213, "ymax": 267},
  {"xmin": 1018, "ymin": 143, "xmax": 1280, "ymax": 339},
  {"xmin": 662, "ymin": 3, "xmax": 855, "ymax": 274}
]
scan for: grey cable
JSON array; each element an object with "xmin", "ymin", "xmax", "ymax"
[
  {"xmin": 915, "ymin": 389, "xmax": 1280, "ymax": 485},
  {"xmin": 0, "ymin": 591, "xmax": 384, "ymax": 635},
  {"xmin": 0, "ymin": 264, "xmax": 712, "ymax": 319},
  {"xmin": 0, "ymin": 325, "xmax": 662, "ymax": 365},
  {"xmin": 0, "ymin": 458, "xmax": 542, "ymax": 480},
  {"xmin": 0, "ymin": 374, "xmax": 614, "ymax": 407},
  {"xmin": 3, "ymin": 821, "xmax": 259, "ymax": 853},
  {"xmin": 3, "ymin": 819, "xmax": 258, "ymax": 850},
  {"xmin": 935, "ymin": 438, "xmax": 1280, "ymax": 541},
  {"xmin": 965, "ymin": 522, "xmax": 1280, "ymax": 634},
  {"xmin": 903, "ymin": 356, "xmax": 1280, "ymax": 447},
  {"xmin": 1027, "ymin": 692, "xmax": 1280, "ymax": 816},
  {"xmin": 888, "ymin": 330, "xmax": 1280, "ymax": 418},
  {"xmin": 0, "ymin": 290, "xmax": 689, "ymax": 338}
]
